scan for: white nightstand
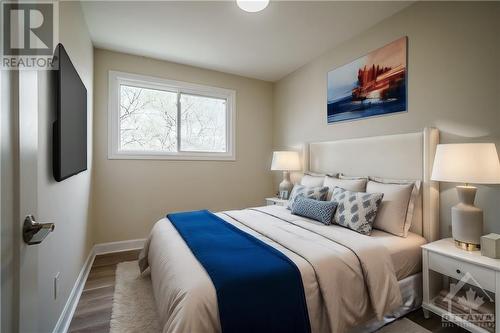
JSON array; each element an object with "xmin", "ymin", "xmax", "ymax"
[
  {"xmin": 422, "ymin": 238, "xmax": 500, "ymax": 332},
  {"xmin": 265, "ymin": 197, "xmax": 288, "ymax": 207}
]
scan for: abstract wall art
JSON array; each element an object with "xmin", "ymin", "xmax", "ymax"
[{"xmin": 327, "ymin": 37, "xmax": 407, "ymax": 123}]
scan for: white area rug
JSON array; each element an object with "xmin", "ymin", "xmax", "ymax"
[
  {"xmin": 111, "ymin": 261, "xmax": 431, "ymax": 333},
  {"xmin": 110, "ymin": 261, "xmax": 161, "ymax": 333}
]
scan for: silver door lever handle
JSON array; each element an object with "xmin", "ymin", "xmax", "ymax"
[{"xmin": 23, "ymin": 215, "xmax": 55, "ymax": 245}]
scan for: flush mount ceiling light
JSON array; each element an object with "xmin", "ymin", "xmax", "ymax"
[{"xmin": 236, "ymin": 0, "xmax": 269, "ymax": 13}]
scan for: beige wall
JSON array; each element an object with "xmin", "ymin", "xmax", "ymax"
[
  {"xmin": 36, "ymin": 2, "xmax": 94, "ymax": 332},
  {"xmin": 92, "ymin": 49, "xmax": 274, "ymax": 243},
  {"xmin": 273, "ymin": 2, "xmax": 500, "ymax": 237}
]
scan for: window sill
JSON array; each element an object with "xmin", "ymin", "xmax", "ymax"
[{"xmin": 108, "ymin": 151, "xmax": 236, "ymax": 161}]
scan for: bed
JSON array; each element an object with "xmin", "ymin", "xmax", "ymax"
[{"xmin": 139, "ymin": 128, "xmax": 440, "ymax": 333}]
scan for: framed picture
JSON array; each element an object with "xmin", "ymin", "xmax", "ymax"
[
  {"xmin": 327, "ymin": 37, "xmax": 407, "ymax": 123},
  {"xmin": 279, "ymin": 190, "xmax": 289, "ymax": 200}
]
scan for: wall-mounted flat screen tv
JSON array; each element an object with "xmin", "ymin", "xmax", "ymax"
[{"xmin": 53, "ymin": 43, "xmax": 87, "ymax": 182}]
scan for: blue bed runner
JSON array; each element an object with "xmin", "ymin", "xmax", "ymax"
[{"xmin": 167, "ymin": 210, "xmax": 311, "ymax": 333}]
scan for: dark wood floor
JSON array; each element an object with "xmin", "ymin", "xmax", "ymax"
[
  {"xmin": 67, "ymin": 250, "xmax": 140, "ymax": 333},
  {"xmin": 67, "ymin": 250, "xmax": 466, "ymax": 333},
  {"xmin": 407, "ymin": 310, "xmax": 468, "ymax": 333}
]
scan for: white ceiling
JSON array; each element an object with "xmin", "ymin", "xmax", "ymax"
[{"xmin": 81, "ymin": 1, "xmax": 411, "ymax": 82}]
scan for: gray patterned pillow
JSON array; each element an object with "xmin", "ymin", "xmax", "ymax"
[
  {"xmin": 291, "ymin": 196, "xmax": 337, "ymax": 225},
  {"xmin": 287, "ymin": 185, "xmax": 329, "ymax": 210},
  {"xmin": 331, "ymin": 187, "xmax": 384, "ymax": 235}
]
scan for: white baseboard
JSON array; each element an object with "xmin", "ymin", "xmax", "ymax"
[
  {"xmin": 94, "ymin": 238, "xmax": 146, "ymax": 255},
  {"xmin": 52, "ymin": 249, "xmax": 95, "ymax": 333},
  {"xmin": 52, "ymin": 238, "xmax": 146, "ymax": 333}
]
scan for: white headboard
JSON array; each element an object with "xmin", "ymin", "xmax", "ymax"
[{"xmin": 306, "ymin": 128, "xmax": 440, "ymax": 242}]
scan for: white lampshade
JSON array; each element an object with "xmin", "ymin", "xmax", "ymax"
[
  {"xmin": 431, "ymin": 143, "xmax": 500, "ymax": 184},
  {"xmin": 271, "ymin": 151, "xmax": 301, "ymax": 171}
]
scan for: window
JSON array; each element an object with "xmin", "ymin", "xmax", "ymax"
[{"xmin": 108, "ymin": 71, "xmax": 235, "ymax": 160}]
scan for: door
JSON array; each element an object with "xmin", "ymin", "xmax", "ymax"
[
  {"xmin": 0, "ymin": 70, "xmax": 40, "ymax": 332},
  {"xmin": 18, "ymin": 70, "xmax": 40, "ymax": 333}
]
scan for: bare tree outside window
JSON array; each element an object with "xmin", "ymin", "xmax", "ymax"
[
  {"xmin": 110, "ymin": 71, "xmax": 234, "ymax": 160},
  {"xmin": 119, "ymin": 85, "xmax": 228, "ymax": 153},
  {"xmin": 180, "ymin": 94, "xmax": 226, "ymax": 152},
  {"xmin": 120, "ymin": 85, "xmax": 178, "ymax": 151}
]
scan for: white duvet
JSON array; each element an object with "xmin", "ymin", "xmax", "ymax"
[{"xmin": 139, "ymin": 205, "xmax": 402, "ymax": 333}]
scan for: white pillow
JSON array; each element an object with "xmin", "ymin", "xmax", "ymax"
[
  {"xmin": 300, "ymin": 174, "xmax": 325, "ymax": 187},
  {"xmin": 324, "ymin": 175, "xmax": 367, "ymax": 200},
  {"xmin": 338, "ymin": 173, "xmax": 368, "ymax": 180},
  {"xmin": 366, "ymin": 178, "xmax": 420, "ymax": 237}
]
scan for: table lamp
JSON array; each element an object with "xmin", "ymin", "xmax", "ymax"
[
  {"xmin": 431, "ymin": 143, "xmax": 500, "ymax": 251},
  {"xmin": 271, "ymin": 151, "xmax": 301, "ymax": 199}
]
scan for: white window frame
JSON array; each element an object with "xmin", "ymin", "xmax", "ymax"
[{"xmin": 108, "ymin": 70, "xmax": 236, "ymax": 161}]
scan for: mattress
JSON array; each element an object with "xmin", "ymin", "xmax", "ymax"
[
  {"xmin": 352, "ymin": 273, "xmax": 423, "ymax": 333},
  {"xmin": 259, "ymin": 205, "xmax": 426, "ymax": 281},
  {"xmin": 369, "ymin": 229, "xmax": 426, "ymax": 280}
]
